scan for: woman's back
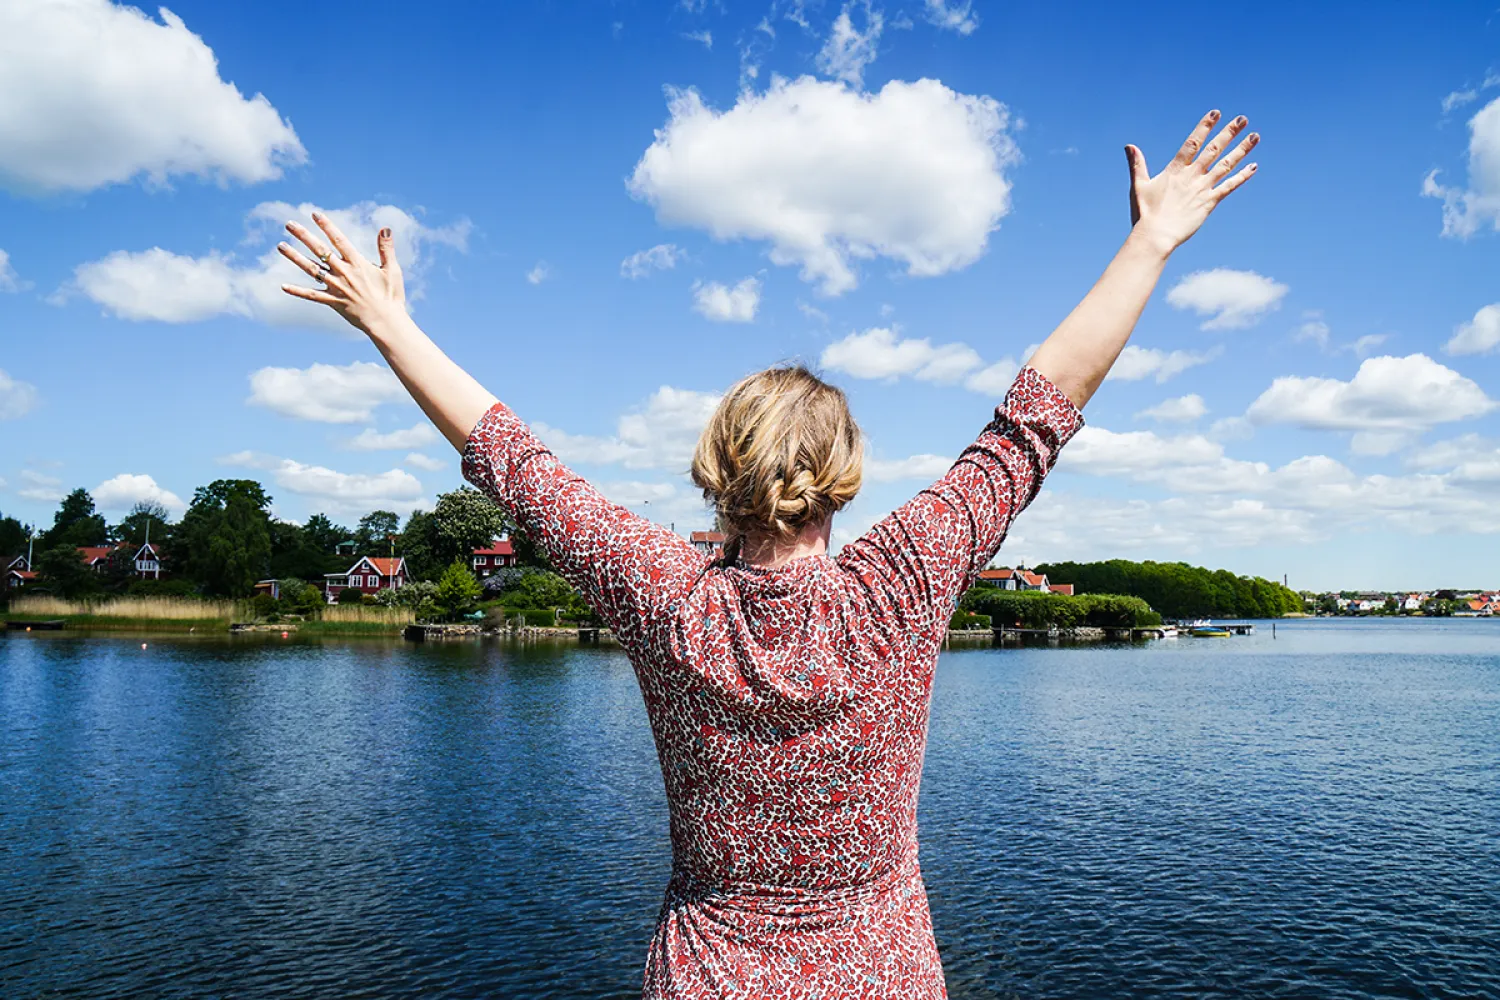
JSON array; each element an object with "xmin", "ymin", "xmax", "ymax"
[{"xmin": 460, "ymin": 365, "xmax": 1082, "ymax": 998}]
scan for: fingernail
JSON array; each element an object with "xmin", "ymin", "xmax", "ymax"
[
  {"xmin": 380, "ymin": 228, "xmax": 391, "ymax": 239},
  {"xmin": 311, "ymin": 211, "xmax": 323, "ymax": 220},
  {"xmin": 1237, "ymin": 116, "xmax": 1247, "ymax": 126},
  {"xmin": 1249, "ymin": 132, "xmax": 1260, "ymax": 142},
  {"xmin": 1209, "ymin": 110, "xmax": 1221, "ymax": 120}
]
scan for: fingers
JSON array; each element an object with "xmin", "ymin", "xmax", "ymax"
[
  {"xmin": 285, "ymin": 221, "xmax": 335, "ymax": 266},
  {"xmin": 1211, "ymin": 131, "xmax": 1260, "ymax": 182},
  {"xmin": 377, "ymin": 227, "xmax": 398, "ymax": 271},
  {"xmin": 277, "ymin": 241, "xmax": 325, "ymax": 280},
  {"xmin": 1214, "ymin": 161, "xmax": 1259, "ymax": 201},
  {"xmin": 1125, "ymin": 144, "xmax": 1150, "ymax": 187},
  {"xmin": 280, "ymin": 283, "xmax": 343, "ymax": 306},
  {"xmin": 1172, "ymin": 109, "xmax": 1221, "ymax": 168},
  {"xmin": 313, "ymin": 211, "xmax": 363, "ymax": 264},
  {"xmin": 1198, "ymin": 115, "xmax": 1248, "ymax": 172}
]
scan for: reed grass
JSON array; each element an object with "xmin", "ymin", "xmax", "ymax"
[
  {"xmin": 319, "ymin": 604, "xmax": 416, "ymax": 626},
  {"xmin": 10, "ymin": 595, "xmax": 242, "ymax": 620}
]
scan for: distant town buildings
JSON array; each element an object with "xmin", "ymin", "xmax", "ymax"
[
  {"xmin": 977, "ymin": 566, "xmax": 1075, "ymax": 596},
  {"xmin": 323, "ymin": 556, "xmax": 408, "ymax": 603},
  {"xmin": 472, "ymin": 539, "xmax": 517, "ymax": 579}
]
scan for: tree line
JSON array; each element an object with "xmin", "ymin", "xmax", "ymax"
[
  {"xmin": 1033, "ymin": 559, "xmax": 1302, "ymax": 619},
  {"xmin": 1, "ymin": 480, "xmax": 585, "ymax": 621}
]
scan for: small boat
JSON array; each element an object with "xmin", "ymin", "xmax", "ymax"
[
  {"xmin": 1159, "ymin": 625, "xmax": 1179, "ymax": 639},
  {"xmin": 1189, "ymin": 626, "xmax": 1232, "ymax": 637}
]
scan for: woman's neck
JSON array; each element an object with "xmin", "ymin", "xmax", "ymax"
[{"xmin": 737, "ymin": 519, "xmax": 832, "ymax": 569}]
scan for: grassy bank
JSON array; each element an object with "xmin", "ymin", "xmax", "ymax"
[{"xmin": 2, "ymin": 596, "xmax": 415, "ymax": 636}]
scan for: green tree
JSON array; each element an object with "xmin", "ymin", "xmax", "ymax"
[
  {"xmin": 34, "ymin": 546, "xmax": 100, "ymax": 598},
  {"xmin": 400, "ymin": 487, "xmax": 510, "ymax": 580},
  {"xmin": 39, "ymin": 489, "xmax": 108, "ymax": 553},
  {"xmin": 301, "ymin": 513, "xmax": 350, "ymax": 554},
  {"xmin": 435, "ymin": 558, "xmax": 482, "ymax": 619},
  {"xmin": 177, "ymin": 480, "xmax": 273, "ymax": 596},
  {"xmin": 113, "ymin": 500, "xmax": 172, "ymax": 548},
  {"xmin": 357, "ymin": 510, "xmax": 402, "ymax": 553},
  {"xmin": 267, "ymin": 519, "xmax": 339, "ymax": 581},
  {"xmin": 0, "ymin": 513, "xmax": 31, "ymax": 557}
]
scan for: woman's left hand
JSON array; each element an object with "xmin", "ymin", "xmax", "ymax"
[{"xmin": 279, "ymin": 212, "xmax": 406, "ymax": 337}]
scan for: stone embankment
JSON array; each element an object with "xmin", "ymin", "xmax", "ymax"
[{"xmin": 403, "ymin": 623, "xmax": 611, "ymax": 642}]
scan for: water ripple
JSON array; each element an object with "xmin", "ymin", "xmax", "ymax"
[{"xmin": 1, "ymin": 620, "xmax": 1497, "ymax": 998}]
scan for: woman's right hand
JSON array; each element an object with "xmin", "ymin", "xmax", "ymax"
[{"xmin": 1125, "ymin": 110, "xmax": 1259, "ymax": 257}]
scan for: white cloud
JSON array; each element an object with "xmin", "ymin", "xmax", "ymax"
[
  {"xmin": 0, "ymin": 0, "xmax": 304, "ymax": 194},
  {"xmin": 620, "ymin": 244, "xmax": 684, "ymax": 278},
  {"xmin": 963, "ymin": 358, "xmax": 1021, "ymax": 395},
  {"xmin": 1347, "ymin": 333, "xmax": 1389, "ymax": 359},
  {"xmin": 0, "ymin": 369, "xmax": 40, "ymax": 420},
  {"xmin": 404, "ymin": 452, "xmax": 446, "ymax": 472},
  {"xmin": 1443, "ymin": 89, "xmax": 1479, "ymax": 114},
  {"xmin": 1294, "ymin": 311, "xmax": 1331, "ymax": 349},
  {"xmin": 1105, "ymin": 344, "xmax": 1218, "ymax": 383},
  {"xmin": 1424, "ymin": 95, "xmax": 1500, "ymax": 238},
  {"xmin": 15, "ymin": 469, "xmax": 63, "ymax": 503},
  {"xmin": 533, "ymin": 386, "xmax": 722, "ymax": 471},
  {"xmin": 0, "ymin": 250, "xmax": 28, "ymax": 292},
  {"xmin": 221, "ymin": 451, "xmax": 428, "ymax": 515},
  {"xmin": 817, "ymin": 1, "xmax": 883, "ymax": 88},
  {"xmin": 347, "ymin": 423, "xmax": 439, "ymax": 451},
  {"xmin": 1446, "ymin": 302, "xmax": 1500, "ymax": 355},
  {"xmin": 526, "ymin": 261, "xmax": 551, "ymax": 285},
  {"xmin": 1166, "ymin": 269, "xmax": 1289, "ymax": 330},
  {"xmin": 248, "ymin": 361, "xmax": 409, "ymax": 424},
  {"xmin": 1246, "ymin": 354, "xmax": 1495, "ymax": 439},
  {"xmin": 92, "ymin": 474, "xmax": 185, "ymax": 513},
  {"xmin": 924, "ymin": 0, "xmax": 979, "ymax": 34},
  {"xmin": 819, "ymin": 326, "xmax": 982, "ymax": 382},
  {"xmin": 628, "ymin": 75, "xmax": 1018, "ymax": 296},
  {"xmin": 683, "ymin": 29, "xmax": 713, "ymax": 49},
  {"xmin": 1137, "ymin": 394, "xmax": 1207, "ymax": 423},
  {"xmin": 865, "ymin": 453, "xmax": 951, "ymax": 481},
  {"xmin": 692, "ymin": 277, "xmax": 762, "ymax": 322},
  {"xmin": 68, "ymin": 201, "xmax": 468, "ymax": 330}
]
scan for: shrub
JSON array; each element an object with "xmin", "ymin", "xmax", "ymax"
[
  {"xmin": 435, "ymin": 559, "xmax": 482, "ymax": 619},
  {"xmin": 959, "ymin": 588, "xmax": 1159, "ymax": 629},
  {"xmin": 250, "ymin": 593, "xmax": 278, "ymax": 620},
  {"xmin": 949, "ymin": 610, "xmax": 991, "ymax": 630},
  {"xmin": 336, "ymin": 585, "xmax": 364, "ymax": 605}
]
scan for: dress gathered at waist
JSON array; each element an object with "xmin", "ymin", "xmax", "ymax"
[{"xmin": 661, "ymin": 841, "xmax": 923, "ymax": 937}]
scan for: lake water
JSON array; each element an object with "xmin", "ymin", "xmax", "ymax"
[{"xmin": 2, "ymin": 619, "xmax": 1497, "ymax": 998}]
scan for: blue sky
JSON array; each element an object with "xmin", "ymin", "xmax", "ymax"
[{"xmin": 4, "ymin": 0, "xmax": 1500, "ymax": 591}]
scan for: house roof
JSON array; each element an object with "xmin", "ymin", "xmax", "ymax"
[
  {"xmin": 473, "ymin": 540, "xmax": 514, "ymax": 556},
  {"xmin": 978, "ymin": 568, "xmax": 1015, "ymax": 580},
  {"xmin": 1021, "ymin": 571, "xmax": 1048, "ymax": 586},
  {"xmin": 8, "ymin": 568, "xmax": 36, "ymax": 581},
  {"xmin": 368, "ymin": 556, "xmax": 405, "ymax": 577},
  {"xmin": 1048, "ymin": 583, "xmax": 1075, "ymax": 595},
  {"xmin": 2, "ymin": 554, "xmax": 27, "ymax": 569},
  {"xmin": 77, "ymin": 546, "xmax": 115, "ymax": 563},
  {"xmin": 338, "ymin": 555, "xmax": 406, "ymax": 578},
  {"xmin": 690, "ymin": 531, "xmax": 727, "ymax": 543}
]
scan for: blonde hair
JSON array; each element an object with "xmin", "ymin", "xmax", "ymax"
[{"xmin": 691, "ymin": 364, "xmax": 863, "ymax": 555}]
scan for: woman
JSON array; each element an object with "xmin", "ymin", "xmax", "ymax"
[{"xmin": 280, "ymin": 110, "xmax": 1258, "ymax": 998}]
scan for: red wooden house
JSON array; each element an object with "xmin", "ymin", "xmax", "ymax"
[
  {"xmin": 4, "ymin": 554, "xmax": 33, "ymax": 591},
  {"xmin": 471, "ymin": 539, "xmax": 516, "ymax": 580},
  {"xmin": 324, "ymin": 556, "xmax": 409, "ymax": 603},
  {"xmin": 690, "ymin": 531, "xmax": 726, "ymax": 557}
]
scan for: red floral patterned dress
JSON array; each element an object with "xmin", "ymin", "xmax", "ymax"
[{"xmin": 461, "ymin": 366, "xmax": 1083, "ymax": 999}]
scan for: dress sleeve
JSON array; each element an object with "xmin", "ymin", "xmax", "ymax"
[
  {"xmin": 460, "ymin": 401, "xmax": 702, "ymax": 645},
  {"xmin": 836, "ymin": 365, "xmax": 1084, "ymax": 634}
]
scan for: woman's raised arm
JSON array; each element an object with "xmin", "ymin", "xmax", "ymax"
[
  {"xmin": 277, "ymin": 215, "xmax": 701, "ymax": 649},
  {"xmin": 280, "ymin": 216, "xmax": 496, "ymax": 450},
  {"xmin": 1027, "ymin": 109, "xmax": 1259, "ymax": 410}
]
